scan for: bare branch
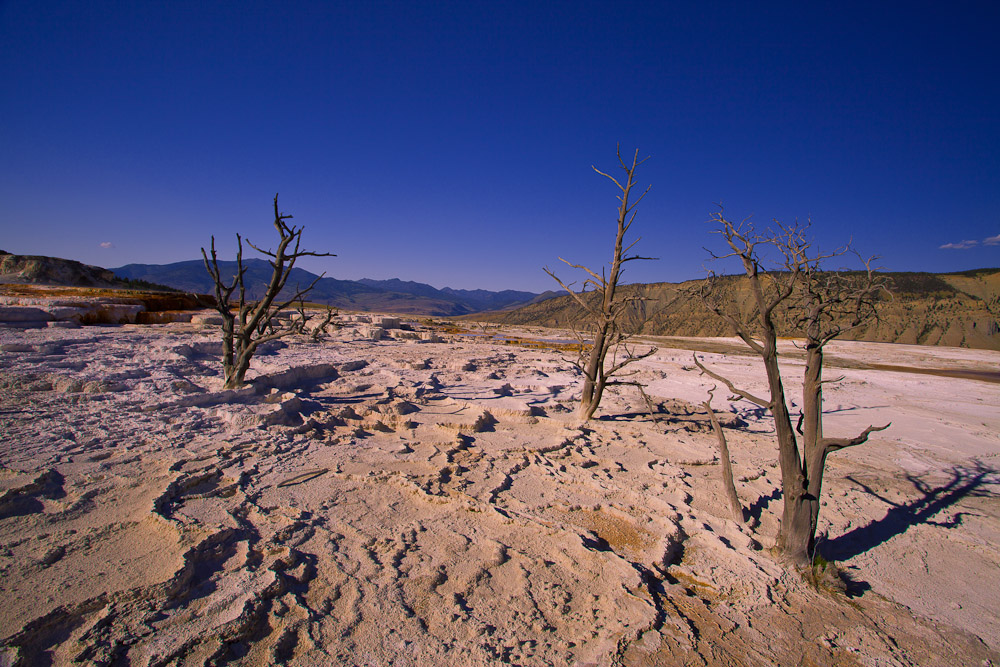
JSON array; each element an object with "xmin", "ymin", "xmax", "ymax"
[
  {"xmin": 556, "ymin": 256, "xmax": 607, "ymax": 287},
  {"xmin": 543, "ymin": 267, "xmax": 599, "ymax": 316},
  {"xmin": 591, "ymin": 165, "xmax": 624, "ymax": 191},
  {"xmin": 702, "ymin": 386, "xmax": 746, "ymax": 524},
  {"xmin": 605, "ymin": 345, "xmax": 656, "ymax": 377},
  {"xmin": 246, "ymin": 237, "xmax": 335, "ymax": 260},
  {"xmin": 822, "ymin": 423, "xmax": 891, "ymax": 453},
  {"xmin": 693, "ymin": 354, "xmax": 770, "ymax": 409}
]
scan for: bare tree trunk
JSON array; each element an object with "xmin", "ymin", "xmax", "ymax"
[
  {"xmin": 792, "ymin": 329, "xmax": 888, "ymax": 562},
  {"xmin": 765, "ymin": 351, "xmax": 811, "ymax": 565},
  {"xmin": 702, "ymin": 387, "xmax": 745, "ymax": 524},
  {"xmin": 578, "ymin": 326, "xmax": 607, "ymax": 420},
  {"xmin": 792, "ymin": 342, "xmax": 826, "ymax": 559}
]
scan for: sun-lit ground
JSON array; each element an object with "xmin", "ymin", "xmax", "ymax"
[{"xmin": 1, "ymin": 318, "xmax": 998, "ymax": 665}]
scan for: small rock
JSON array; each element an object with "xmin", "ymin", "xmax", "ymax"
[
  {"xmin": 53, "ymin": 378, "xmax": 84, "ymax": 393},
  {"xmin": 39, "ymin": 545, "xmax": 66, "ymax": 566},
  {"xmin": 0, "ymin": 343, "xmax": 36, "ymax": 352}
]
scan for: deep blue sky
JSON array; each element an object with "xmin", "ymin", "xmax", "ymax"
[{"xmin": 2, "ymin": 1, "xmax": 999, "ymax": 292}]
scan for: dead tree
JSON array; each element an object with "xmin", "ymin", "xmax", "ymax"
[
  {"xmin": 695, "ymin": 210, "xmax": 803, "ymax": 555},
  {"xmin": 202, "ymin": 194, "xmax": 334, "ymax": 389},
  {"xmin": 789, "ymin": 252, "xmax": 890, "ymax": 563},
  {"xmin": 296, "ymin": 302, "xmax": 338, "ymax": 342},
  {"xmin": 544, "ymin": 148, "xmax": 657, "ymax": 421},
  {"xmin": 695, "ymin": 208, "xmax": 888, "ymax": 567}
]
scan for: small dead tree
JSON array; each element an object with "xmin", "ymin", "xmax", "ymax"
[
  {"xmin": 202, "ymin": 194, "xmax": 334, "ymax": 389},
  {"xmin": 296, "ymin": 302, "xmax": 338, "ymax": 342},
  {"xmin": 696, "ymin": 208, "xmax": 888, "ymax": 567},
  {"xmin": 544, "ymin": 148, "xmax": 657, "ymax": 421}
]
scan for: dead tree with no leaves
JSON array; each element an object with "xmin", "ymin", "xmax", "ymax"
[
  {"xmin": 695, "ymin": 208, "xmax": 889, "ymax": 567},
  {"xmin": 202, "ymin": 195, "xmax": 334, "ymax": 389},
  {"xmin": 544, "ymin": 148, "xmax": 657, "ymax": 421},
  {"xmin": 787, "ymin": 250, "xmax": 890, "ymax": 562},
  {"xmin": 295, "ymin": 300, "xmax": 338, "ymax": 342}
]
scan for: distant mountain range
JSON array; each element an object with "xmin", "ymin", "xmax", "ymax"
[{"xmin": 111, "ymin": 259, "xmax": 557, "ymax": 316}]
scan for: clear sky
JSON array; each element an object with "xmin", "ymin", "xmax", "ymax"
[{"xmin": 2, "ymin": 1, "xmax": 998, "ymax": 292}]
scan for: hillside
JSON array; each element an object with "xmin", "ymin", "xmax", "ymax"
[
  {"xmin": 0, "ymin": 250, "xmax": 174, "ymax": 290},
  {"xmin": 472, "ymin": 269, "xmax": 1000, "ymax": 350}
]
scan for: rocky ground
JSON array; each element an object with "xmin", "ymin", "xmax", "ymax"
[{"xmin": 0, "ymin": 316, "xmax": 998, "ymax": 666}]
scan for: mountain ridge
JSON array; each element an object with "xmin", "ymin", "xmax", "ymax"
[
  {"xmin": 112, "ymin": 259, "xmax": 546, "ymax": 316},
  {"xmin": 8, "ymin": 250, "xmax": 999, "ymax": 346}
]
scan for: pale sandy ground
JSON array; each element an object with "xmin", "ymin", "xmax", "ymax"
[{"xmin": 0, "ymin": 317, "xmax": 998, "ymax": 666}]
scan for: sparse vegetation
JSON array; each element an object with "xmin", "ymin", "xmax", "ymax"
[{"xmin": 112, "ymin": 275, "xmax": 182, "ymax": 292}]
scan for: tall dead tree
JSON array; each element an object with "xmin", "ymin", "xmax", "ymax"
[
  {"xmin": 788, "ymin": 252, "xmax": 890, "ymax": 563},
  {"xmin": 695, "ymin": 208, "xmax": 889, "ymax": 567},
  {"xmin": 202, "ymin": 194, "xmax": 334, "ymax": 389},
  {"xmin": 544, "ymin": 148, "xmax": 657, "ymax": 421}
]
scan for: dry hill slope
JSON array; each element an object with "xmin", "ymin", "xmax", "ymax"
[
  {"xmin": 0, "ymin": 251, "xmax": 127, "ymax": 289},
  {"xmin": 474, "ymin": 269, "xmax": 1000, "ymax": 350}
]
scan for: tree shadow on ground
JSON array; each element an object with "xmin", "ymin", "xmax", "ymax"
[
  {"xmin": 747, "ymin": 486, "xmax": 782, "ymax": 526},
  {"xmin": 822, "ymin": 460, "xmax": 1000, "ymax": 562}
]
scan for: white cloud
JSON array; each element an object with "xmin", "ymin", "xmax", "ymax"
[
  {"xmin": 984, "ymin": 234, "xmax": 1000, "ymax": 246},
  {"xmin": 939, "ymin": 240, "xmax": 978, "ymax": 250},
  {"xmin": 99, "ymin": 241, "xmax": 114, "ymax": 249}
]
